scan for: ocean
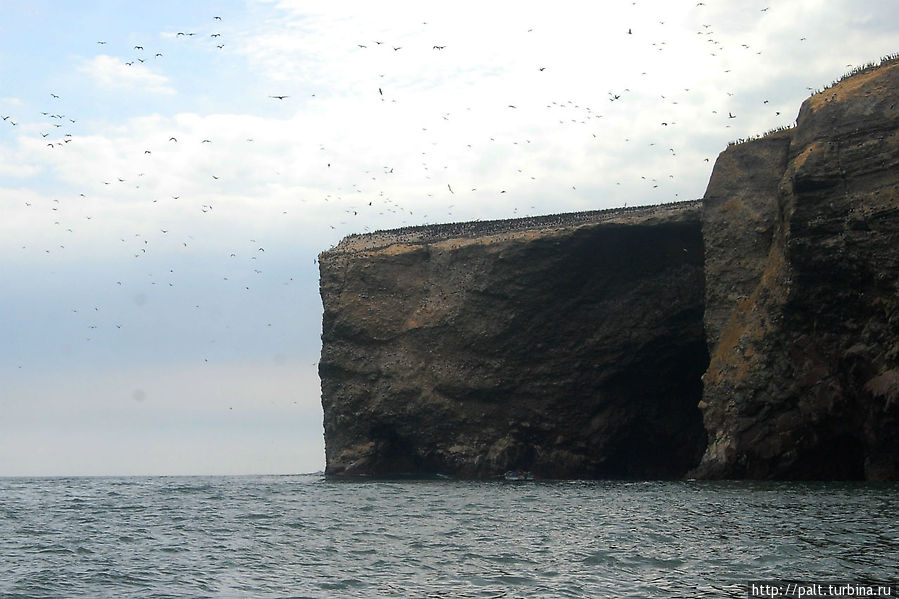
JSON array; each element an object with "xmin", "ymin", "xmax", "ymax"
[{"xmin": 1, "ymin": 475, "xmax": 896, "ymax": 598}]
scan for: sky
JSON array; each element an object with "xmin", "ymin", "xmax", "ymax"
[{"xmin": 1, "ymin": 0, "xmax": 896, "ymax": 476}]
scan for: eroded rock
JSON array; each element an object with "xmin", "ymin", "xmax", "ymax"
[
  {"xmin": 694, "ymin": 58, "xmax": 899, "ymax": 480},
  {"xmin": 319, "ymin": 203, "xmax": 708, "ymax": 478}
]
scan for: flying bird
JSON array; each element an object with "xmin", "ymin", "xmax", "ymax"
[{"xmin": 269, "ymin": 95, "xmax": 289, "ymax": 100}]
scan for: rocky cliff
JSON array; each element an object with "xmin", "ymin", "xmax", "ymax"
[
  {"xmin": 319, "ymin": 57, "xmax": 899, "ymax": 480},
  {"xmin": 319, "ymin": 204, "xmax": 708, "ymax": 478},
  {"xmin": 694, "ymin": 58, "xmax": 899, "ymax": 480}
]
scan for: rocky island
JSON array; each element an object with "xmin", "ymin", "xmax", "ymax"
[{"xmin": 318, "ymin": 57, "xmax": 899, "ymax": 480}]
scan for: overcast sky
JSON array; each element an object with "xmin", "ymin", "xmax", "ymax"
[{"xmin": 1, "ymin": 0, "xmax": 896, "ymax": 476}]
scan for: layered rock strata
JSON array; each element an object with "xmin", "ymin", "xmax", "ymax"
[
  {"xmin": 695, "ymin": 59, "xmax": 899, "ymax": 479},
  {"xmin": 319, "ymin": 203, "xmax": 708, "ymax": 478}
]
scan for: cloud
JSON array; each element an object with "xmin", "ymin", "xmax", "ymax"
[
  {"xmin": 80, "ymin": 54, "xmax": 176, "ymax": 95},
  {"xmin": 0, "ymin": 147, "xmax": 43, "ymax": 178},
  {"xmin": 2, "ymin": 0, "xmax": 898, "ymax": 476}
]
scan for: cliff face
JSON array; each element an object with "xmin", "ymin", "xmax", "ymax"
[
  {"xmin": 319, "ymin": 58, "xmax": 899, "ymax": 480},
  {"xmin": 695, "ymin": 59, "xmax": 899, "ymax": 479},
  {"xmin": 319, "ymin": 204, "xmax": 708, "ymax": 478}
]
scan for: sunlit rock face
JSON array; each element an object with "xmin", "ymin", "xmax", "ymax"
[
  {"xmin": 694, "ymin": 59, "xmax": 899, "ymax": 480},
  {"xmin": 319, "ymin": 204, "xmax": 708, "ymax": 479}
]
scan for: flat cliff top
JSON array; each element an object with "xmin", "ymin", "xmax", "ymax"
[{"xmin": 324, "ymin": 200, "xmax": 702, "ymax": 256}]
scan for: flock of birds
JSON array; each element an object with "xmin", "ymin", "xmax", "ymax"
[{"xmin": 2, "ymin": 3, "xmax": 843, "ymax": 381}]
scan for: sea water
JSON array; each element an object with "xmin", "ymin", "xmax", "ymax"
[{"xmin": 1, "ymin": 475, "xmax": 896, "ymax": 598}]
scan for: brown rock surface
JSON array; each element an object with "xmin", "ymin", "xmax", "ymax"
[
  {"xmin": 319, "ymin": 203, "xmax": 708, "ymax": 478},
  {"xmin": 694, "ymin": 58, "xmax": 899, "ymax": 479},
  {"xmin": 318, "ymin": 57, "xmax": 899, "ymax": 480}
]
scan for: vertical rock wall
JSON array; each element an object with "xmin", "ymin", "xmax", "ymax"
[
  {"xmin": 695, "ymin": 59, "xmax": 899, "ymax": 479},
  {"xmin": 319, "ymin": 204, "xmax": 708, "ymax": 478}
]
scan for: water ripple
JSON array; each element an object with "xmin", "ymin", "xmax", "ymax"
[{"xmin": 0, "ymin": 477, "xmax": 897, "ymax": 598}]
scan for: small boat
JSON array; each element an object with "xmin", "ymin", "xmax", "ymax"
[{"xmin": 503, "ymin": 470, "xmax": 534, "ymax": 481}]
